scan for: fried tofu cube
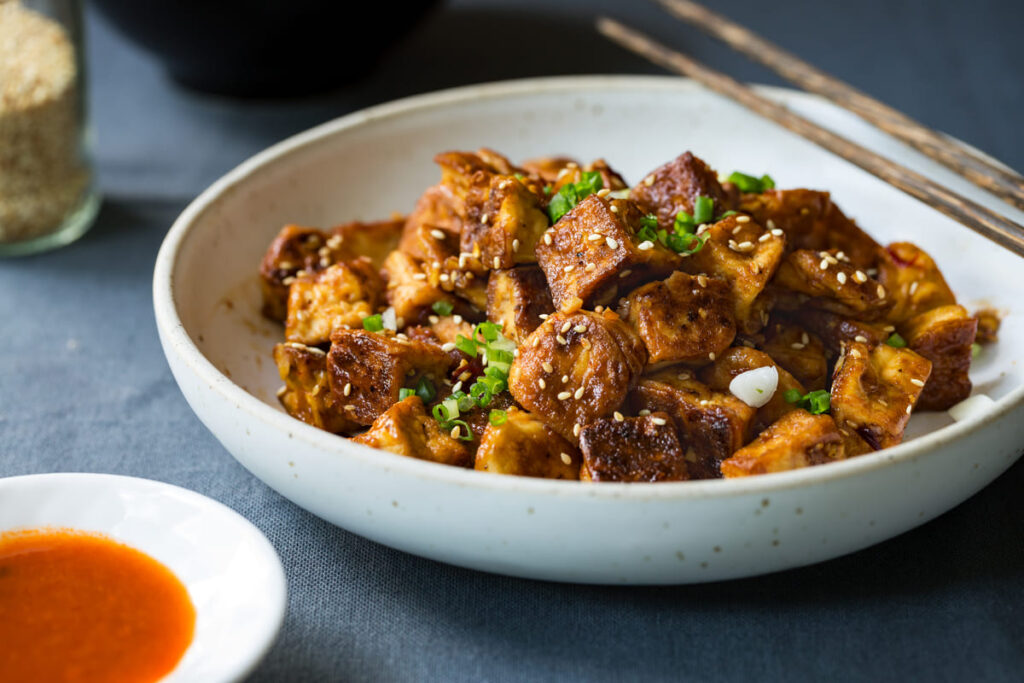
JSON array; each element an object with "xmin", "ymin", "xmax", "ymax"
[
  {"xmin": 260, "ymin": 225, "xmax": 332, "ymax": 321},
  {"xmin": 536, "ymin": 195, "xmax": 683, "ymax": 311},
  {"xmin": 739, "ymin": 189, "xmax": 881, "ymax": 268},
  {"xmin": 759, "ymin": 319, "xmax": 829, "ymax": 390},
  {"xmin": 901, "ymin": 304, "xmax": 977, "ymax": 410},
  {"xmin": 381, "ymin": 250, "xmax": 454, "ymax": 325},
  {"xmin": 699, "ymin": 347, "xmax": 807, "ymax": 435},
  {"xmin": 579, "ymin": 413, "xmax": 690, "ymax": 482},
  {"xmin": 461, "ymin": 173, "xmax": 550, "ymax": 270},
  {"xmin": 774, "ymin": 249, "xmax": 892, "ymax": 321},
  {"xmin": 720, "ymin": 410, "xmax": 845, "ymax": 478},
  {"xmin": 686, "ymin": 214, "xmax": 785, "ymax": 334},
  {"xmin": 474, "ymin": 408, "xmax": 580, "ymax": 479},
  {"xmin": 399, "ymin": 185, "xmax": 462, "ymax": 266},
  {"xmin": 273, "ymin": 342, "xmax": 358, "ymax": 434},
  {"xmin": 627, "ymin": 370, "xmax": 755, "ymax": 480},
  {"xmin": 283, "ymin": 258, "xmax": 384, "ymax": 345},
  {"xmin": 352, "ymin": 396, "xmax": 471, "ymax": 467},
  {"xmin": 327, "ymin": 328, "xmax": 453, "ymax": 426},
  {"xmin": 791, "ymin": 308, "xmax": 892, "ymax": 360},
  {"xmin": 830, "ymin": 341, "xmax": 931, "ymax": 450},
  {"xmin": 487, "ymin": 266, "xmax": 555, "ymax": 343},
  {"xmin": 330, "ymin": 218, "xmax": 403, "ymax": 270},
  {"xmin": 508, "ymin": 309, "xmax": 647, "ymax": 441},
  {"xmin": 520, "ymin": 156, "xmax": 578, "ymax": 184},
  {"xmin": 618, "ymin": 271, "xmax": 736, "ymax": 368},
  {"xmin": 630, "ymin": 151, "xmax": 731, "ymax": 231},
  {"xmin": 876, "ymin": 242, "xmax": 957, "ymax": 324}
]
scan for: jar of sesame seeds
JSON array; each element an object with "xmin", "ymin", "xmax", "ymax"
[{"xmin": 0, "ymin": 0, "xmax": 99, "ymax": 256}]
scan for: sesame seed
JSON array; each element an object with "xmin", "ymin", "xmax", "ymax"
[
  {"xmin": 441, "ymin": 342, "xmax": 456, "ymax": 352},
  {"xmin": 677, "ymin": 371, "xmax": 691, "ymax": 380},
  {"xmin": 543, "ymin": 232, "xmax": 552, "ymax": 245},
  {"xmin": 439, "ymin": 273, "xmax": 450, "ymax": 282},
  {"xmin": 538, "ymin": 378, "xmax": 547, "ymax": 389},
  {"xmin": 909, "ymin": 281, "xmax": 919, "ymax": 295},
  {"xmin": 557, "ymin": 391, "xmax": 572, "ymax": 400},
  {"xmin": 276, "ymin": 386, "xmax": 288, "ymax": 397},
  {"xmin": 594, "ymin": 305, "xmax": 604, "ymax": 313},
  {"xmin": 771, "ymin": 228, "xmax": 783, "ymax": 237},
  {"xmin": 539, "ymin": 313, "xmax": 549, "ymax": 320},
  {"xmin": 588, "ymin": 232, "xmax": 604, "ymax": 241},
  {"xmin": 837, "ymin": 271, "xmax": 847, "ymax": 285},
  {"xmin": 854, "ymin": 335, "xmax": 868, "ymax": 343},
  {"xmin": 561, "ymin": 321, "xmax": 572, "ymax": 333},
  {"xmin": 610, "ymin": 206, "xmax": 619, "ymax": 214},
  {"xmin": 613, "ymin": 411, "xmax": 624, "ymax": 422},
  {"xmin": 853, "ymin": 270, "xmax": 868, "ymax": 283},
  {"xmin": 638, "ymin": 409, "xmax": 651, "ymax": 416},
  {"xmin": 481, "ymin": 213, "xmax": 489, "ymax": 224},
  {"xmin": 619, "ymin": 269, "xmax": 632, "ymax": 278},
  {"xmin": 564, "ymin": 264, "xmax": 575, "ymax": 273},
  {"xmin": 432, "ymin": 261, "xmax": 442, "ymax": 270},
  {"xmin": 556, "ymin": 334, "xmax": 568, "ymax": 345},
  {"xmin": 699, "ymin": 399, "xmax": 709, "ymax": 406},
  {"xmin": 906, "ymin": 404, "xmax": 913, "ymax": 414},
  {"xmin": 343, "ymin": 382, "xmax": 352, "ymax": 396},
  {"xmin": 512, "ymin": 239, "xmax": 520, "ymax": 252},
  {"xmin": 458, "ymin": 371, "xmax": 472, "ymax": 382},
  {"xmin": 877, "ymin": 284, "xmax": 886, "ymax": 299},
  {"xmin": 574, "ymin": 324, "xmax": 587, "ymax": 333},
  {"xmin": 493, "ymin": 256, "xmax": 501, "ymax": 269},
  {"xmin": 560, "ymin": 452, "xmax": 572, "ymax": 465},
  {"xmin": 732, "ymin": 225, "xmax": 743, "ymax": 235},
  {"xmin": 738, "ymin": 241, "xmax": 753, "ymax": 249},
  {"xmin": 910, "ymin": 378, "xmax": 925, "ymax": 387},
  {"xmin": 736, "ymin": 215, "xmax": 750, "ymax": 223},
  {"xmin": 836, "ymin": 251, "xmax": 847, "ymax": 261},
  {"xmin": 541, "ymin": 361, "xmax": 554, "ymax": 374},
  {"xmin": 606, "ymin": 237, "xmax": 619, "ymax": 249},
  {"xmin": 412, "ymin": 272, "xmax": 427, "ymax": 280},
  {"xmin": 758, "ymin": 232, "xmax": 771, "ymax": 242},
  {"xmin": 697, "ymin": 275, "xmax": 708, "ymax": 288},
  {"xmin": 451, "ymin": 381, "xmax": 463, "ymax": 393},
  {"xmin": 884, "ymin": 325, "xmax": 895, "ymax": 332},
  {"xmin": 453, "ymin": 315, "xmax": 463, "ymax": 324},
  {"xmin": 450, "ymin": 425, "xmax": 461, "ymax": 439},
  {"xmin": 585, "ymin": 263, "xmax": 596, "ymax": 272},
  {"xmin": 574, "ymin": 423, "xmax": 582, "ymax": 437},
  {"xmin": 597, "ymin": 188, "xmax": 611, "ymax": 198},
  {"xmin": 766, "ymin": 219, "xmax": 777, "ymax": 230},
  {"xmin": 281, "ymin": 276, "xmax": 295, "ymax": 285},
  {"xmin": 819, "ymin": 259, "xmax": 830, "ymax": 270},
  {"xmin": 644, "ymin": 175, "xmax": 655, "ymax": 186},
  {"xmin": 651, "ymin": 417, "xmax": 667, "ymax": 426},
  {"xmin": 574, "ymin": 387, "xmax": 584, "ymax": 399},
  {"xmin": 708, "ymin": 352, "xmax": 716, "ymax": 361},
  {"xmin": 430, "ymin": 229, "xmax": 446, "ymax": 240},
  {"xmin": 344, "ymin": 404, "xmax": 356, "ymax": 412},
  {"xmin": 849, "ymin": 348, "xmax": 862, "ymax": 358},
  {"xmin": 637, "ymin": 240, "xmax": 654, "ymax": 250},
  {"xmin": 801, "ymin": 332, "xmax": 809, "ymax": 344},
  {"xmin": 561, "ymin": 375, "xmax": 569, "ymax": 384},
  {"xmin": 791, "ymin": 342, "xmax": 805, "ymax": 349},
  {"xmin": 532, "ymin": 336, "xmax": 540, "ymax": 347}
]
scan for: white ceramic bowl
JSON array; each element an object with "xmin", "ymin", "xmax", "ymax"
[
  {"xmin": 0, "ymin": 473, "xmax": 287, "ymax": 681},
  {"xmin": 154, "ymin": 76, "xmax": 1024, "ymax": 584}
]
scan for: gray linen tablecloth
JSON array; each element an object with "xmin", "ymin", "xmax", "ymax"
[{"xmin": 1, "ymin": 1, "xmax": 1021, "ymax": 680}]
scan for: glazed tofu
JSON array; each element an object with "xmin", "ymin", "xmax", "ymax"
[
  {"xmin": 284, "ymin": 258, "xmax": 384, "ymax": 345},
  {"xmin": 830, "ymin": 341, "xmax": 931, "ymax": 450},
  {"xmin": 720, "ymin": 410, "xmax": 845, "ymax": 478},
  {"xmin": 273, "ymin": 342, "xmax": 357, "ymax": 434},
  {"xmin": 739, "ymin": 189, "xmax": 880, "ymax": 268},
  {"xmin": 486, "ymin": 266, "xmax": 555, "ymax": 343},
  {"xmin": 686, "ymin": 214, "xmax": 785, "ymax": 334},
  {"xmin": 876, "ymin": 242, "xmax": 957, "ymax": 324},
  {"xmin": 618, "ymin": 271, "xmax": 736, "ymax": 368},
  {"xmin": 759, "ymin": 319, "xmax": 829, "ymax": 390},
  {"xmin": 474, "ymin": 408, "xmax": 580, "ymax": 479},
  {"xmin": 259, "ymin": 225, "xmax": 334, "ymax": 321},
  {"xmin": 330, "ymin": 218, "xmax": 403, "ymax": 270},
  {"xmin": 579, "ymin": 413, "xmax": 690, "ymax": 482},
  {"xmin": 627, "ymin": 369, "xmax": 755, "ymax": 479},
  {"xmin": 327, "ymin": 328, "xmax": 453, "ymax": 426},
  {"xmin": 508, "ymin": 309, "xmax": 647, "ymax": 441},
  {"xmin": 791, "ymin": 308, "xmax": 892, "ymax": 360},
  {"xmin": 901, "ymin": 304, "xmax": 977, "ymax": 410},
  {"xmin": 398, "ymin": 186, "xmax": 462, "ymax": 266},
  {"xmin": 630, "ymin": 151, "xmax": 731, "ymax": 231},
  {"xmin": 536, "ymin": 195, "xmax": 683, "ymax": 312},
  {"xmin": 380, "ymin": 250, "xmax": 453, "ymax": 326},
  {"xmin": 520, "ymin": 156, "xmax": 579, "ymax": 184},
  {"xmin": 352, "ymin": 396, "xmax": 471, "ymax": 467},
  {"xmin": 773, "ymin": 249, "xmax": 892, "ymax": 321},
  {"xmin": 699, "ymin": 347, "xmax": 806, "ymax": 435},
  {"xmin": 461, "ymin": 172, "xmax": 550, "ymax": 270}
]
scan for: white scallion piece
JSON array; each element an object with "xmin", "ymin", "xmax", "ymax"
[
  {"xmin": 947, "ymin": 394, "xmax": 995, "ymax": 422},
  {"xmin": 728, "ymin": 366, "xmax": 779, "ymax": 408},
  {"xmin": 381, "ymin": 307, "xmax": 398, "ymax": 331}
]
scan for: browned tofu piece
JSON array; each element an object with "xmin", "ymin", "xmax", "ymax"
[
  {"xmin": 380, "ymin": 250, "xmax": 453, "ymax": 326},
  {"xmin": 686, "ymin": 214, "xmax": 785, "ymax": 334},
  {"xmin": 486, "ymin": 266, "xmax": 555, "ymax": 344},
  {"xmin": 399, "ymin": 184, "xmax": 462, "ymax": 266},
  {"xmin": 699, "ymin": 347, "xmax": 806, "ymax": 434},
  {"xmin": 327, "ymin": 328, "xmax": 453, "ymax": 426},
  {"xmin": 474, "ymin": 408, "xmax": 580, "ymax": 479},
  {"xmin": 259, "ymin": 225, "xmax": 332, "ymax": 321},
  {"xmin": 427, "ymin": 315, "xmax": 475, "ymax": 346},
  {"xmin": 508, "ymin": 309, "xmax": 647, "ymax": 441},
  {"xmin": 901, "ymin": 305, "xmax": 977, "ymax": 410},
  {"xmin": 739, "ymin": 189, "xmax": 881, "ymax": 268},
  {"xmin": 283, "ymin": 258, "xmax": 384, "ymax": 345},
  {"xmin": 462, "ymin": 173, "xmax": 550, "ymax": 270},
  {"xmin": 974, "ymin": 308, "xmax": 1001, "ymax": 345},
  {"xmin": 627, "ymin": 370, "xmax": 754, "ymax": 480},
  {"xmin": 773, "ymin": 249, "xmax": 892, "ymax": 321},
  {"xmin": 550, "ymin": 158, "xmax": 629, "ymax": 194},
  {"xmin": 876, "ymin": 242, "xmax": 957, "ymax": 324},
  {"xmin": 352, "ymin": 396, "xmax": 471, "ymax": 467},
  {"xmin": 536, "ymin": 195, "xmax": 684, "ymax": 312},
  {"xmin": 759, "ymin": 319, "xmax": 829, "ymax": 390},
  {"xmin": 330, "ymin": 218, "xmax": 403, "ymax": 270},
  {"xmin": 630, "ymin": 151, "xmax": 731, "ymax": 231},
  {"xmin": 579, "ymin": 413, "xmax": 689, "ymax": 482},
  {"xmin": 830, "ymin": 341, "xmax": 931, "ymax": 450},
  {"xmin": 720, "ymin": 410, "xmax": 845, "ymax": 478},
  {"xmin": 520, "ymin": 156, "xmax": 579, "ymax": 184},
  {"xmin": 273, "ymin": 342, "xmax": 357, "ymax": 434},
  {"xmin": 618, "ymin": 271, "xmax": 736, "ymax": 368},
  {"xmin": 791, "ymin": 308, "xmax": 892, "ymax": 360}
]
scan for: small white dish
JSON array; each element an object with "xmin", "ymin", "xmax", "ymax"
[
  {"xmin": 0, "ymin": 473, "xmax": 286, "ymax": 682},
  {"xmin": 154, "ymin": 76, "xmax": 1024, "ymax": 584}
]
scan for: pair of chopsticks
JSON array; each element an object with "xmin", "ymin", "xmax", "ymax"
[{"xmin": 597, "ymin": 0, "xmax": 1024, "ymax": 259}]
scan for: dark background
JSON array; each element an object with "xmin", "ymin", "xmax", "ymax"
[{"xmin": 1, "ymin": 0, "xmax": 1020, "ymax": 680}]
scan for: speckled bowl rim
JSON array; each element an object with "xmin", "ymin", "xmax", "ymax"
[{"xmin": 153, "ymin": 75, "xmax": 1024, "ymax": 501}]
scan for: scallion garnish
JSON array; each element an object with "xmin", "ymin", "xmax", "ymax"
[
  {"xmin": 971, "ymin": 342, "xmax": 982, "ymax": 359},
  {"xmin": 398, "ymin": 388, "xmax": 416, "ymax": 400},
  {"xmin": 727, "ymin": 171, "xmax": 776, "ymax": 194},
  {"xmin": 546, "ymin": 171, "xmax": 604, "ymax": 223},
  {"xmin": 692, "ymin": 195, "xmax": 714, "ymax": 225},
  {"xmin": 886, "ymin": 332, "xmax": 907, "ymax": 348},
  {"xmin": 415, "ymin": 377, "xmax": 436, "ymax": 403},
  {"xmin": 431, "ymin": 300, "xmax": 454, "ymax": 316},
  {"xmin": 784, "ymin": 388, "xmax": 831, "ymax": 414},
  {"xmin": 489, "ymin": 409, "xmax": 508, "ymax": 426},
  {"xmin": 362, "ymin": 314, "xmax": 384, "ymax": 332}
]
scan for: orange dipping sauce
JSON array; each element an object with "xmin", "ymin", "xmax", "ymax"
[{"xmin": 0, "ymin": 528, "xmax": 196, "ymax": 683}]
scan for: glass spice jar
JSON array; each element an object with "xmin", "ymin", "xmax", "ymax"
[{"xmin": 0, "ymin": 0, "xmax": 99, "ymax": 256}]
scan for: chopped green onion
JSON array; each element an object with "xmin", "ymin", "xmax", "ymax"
[
  {"xmin": 454, "ymin": 334, "xmax": 478, "ymax": 357},
  {"xmin": 399, "ymin": 388, "xmax": 416, "ymax": 400},
  {"xmin": 971, "ymin": 342, "xmax": 982, "ymax": 359},
  {"xmin": 442, "ymin": 396, "xmax": 461, "ymax": 420},
  {"xmin": 432, "ymin": 402, "xmax": 451, "ymax": 422},
  {"xmin": 727, "ymin": 171, "xmax": 776, "ymax": 194},
  {"xmin": 803, "ymin": 390, "xmax": 831, "ymax": 414},
  {"xmin": 514, "ymin": 173, "xmax": 525, "ymax": 181},
  {"xmin": 546, "ymin": 172, "xmax": 604, "ymax": 223},
  {"xmin": 489, "ymin": 409, "xmax": 508, "ymax": 426},
  {"xmin": 717, "ymin": 210, "xmax": 739, "ymax": 220},
  {"xmin": 886, "ymin": 332, "xmax": 907, "ymax": 348},
  {"xmin": 431, "ymin": 300, "xmax": 454, "ymax": 316},
  {"xmin": 415, "ymin": 377, "xmax": 436, "ymax": 403},
  {"xmin": 692, "ymin": 195, "xmax": 714, "ymax": 225},
  {"xmin": 362, "ymin": 314, "xmax": 384, "ymax": 332},
  {"xmin": 543, "ymin": 184, "xmax": 553, "ymax": 195},
  {"xmin": 783, "ymin": 388, "xmax": 803, "ymax": 404},
  {"xmin": 448, "ymin": 419, "xmax": 473, "ymax": 441},
  {"xmin": 673, "ymin": 210, "xmax": 695, "ymax": 234}
]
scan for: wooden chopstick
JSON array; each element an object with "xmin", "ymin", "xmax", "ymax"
[
  {"xmin": 654, "ymin": 0, "xmax": 1024, "ymax": 212},
  {"xmin": 596, "ymin": 17, "xmax": 1024, "ymax": 260}
]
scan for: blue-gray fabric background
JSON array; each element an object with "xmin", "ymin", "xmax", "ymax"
[{"xmin": 1, "ymin": 1, "xmax": 1021, "ymax": 680}]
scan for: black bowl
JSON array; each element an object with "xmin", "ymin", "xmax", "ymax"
[{"xmin": 91, "ymin": 0, "xmax": 441, "ymax": 97}]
